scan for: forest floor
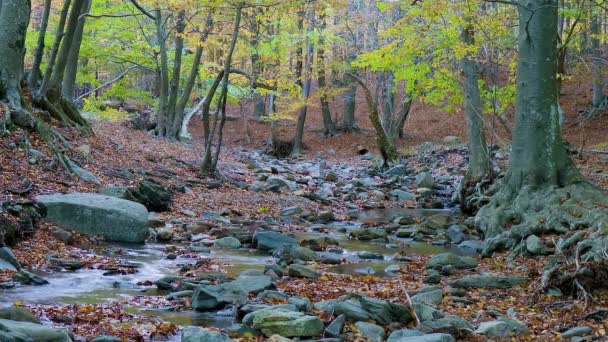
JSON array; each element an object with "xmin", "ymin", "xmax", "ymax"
[{"xmin": 0, "ymin": 81, "xmax": 608, "ymax": 341}]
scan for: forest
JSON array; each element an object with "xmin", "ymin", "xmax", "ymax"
[{"xmin": 0, "ymin": 0, "xmax": 608, "ymax": 341}]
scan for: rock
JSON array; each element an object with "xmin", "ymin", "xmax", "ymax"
[
  {"xmin": 448, "ymin": 274, "xmax": 527, "ymax": 289},
  {"xmin": 415, "ymin": 172, "xmax": 435, "ymax": 189},
  {"xmin": 355, "ymin": 321, "xmax": 385, "ymax": 342},
  {"xmin": 288, "ymin": 297, "xmax": 313, "ymax": 311},
  {"xmin": 446, "ymin": 225, "xmax": 466, "ymax": 244},
  {"xmin": 396, "ymin": 228, "xmax": 417, "ymax": 238},
  {"xmin": 526, "ymin": 235, "xmax": 545, "ymax": 255},
  {"xmin": 252, "ymin": 309, "xmax": 324, "ymax": 337},
  {"xmin": 424, "ymin": 270, "xmax": 441, "ymax": 284},
  {"xmin": 129, "ymin": 179, "xmax": 172, "ymax": 212},
  {"xmin": 315, "ymin": 294, "xmax": 413, "ymax": 325},
  {"xmin": 36, "ymin": 193, "xmax": 148, "ymax": 243},
  {"xmin": 316, "ymin": 211, "xmax": 335, "ymax": 223},
  {"xmin": 390, "ymin": 190, "xmax": 416, "ymax": 200},
  {"xmin": 257, "ymin": 290, "xmax": 288, "ymax": 302},
  {"xmin": 267, "ymin": 335, "xmax": 294, "ymax": 342},
  {"xmin": 384, "ymin": 165, "xmax": 409, "ymax": 176},
  {"xmin": 287, "ymin": 265, "xmax": 321, "ymax": 279},
  {"xmin": 180, "ymin": 209, "xmax": 197, "ymax": 217},
  {"xmin": 0, "ymin": 307, "xmax": 39, "ymax": 323},
  {"xmin": 561, "ymin": 326, "xmax": 592, "ymax": 338},
  {"xmin": 416, "ymin": 315, "xmax": 474, "ymax": 335},
  {"xmin": 457, "ymin": 240, "xmax": 483, "ymax": 253},
  {"xmin": 291, "ymin": 247, "xmax": 318, "ymax": 261},
  {"xmin": 214, "ymin": 237, "xmax": 242, "ymax": 248},
  {"xmin": 358, "ymin": 251, "xmax": 384, "ymax": 260},
  {"xmin": 13, "ymin": 270, "xmax": 48, "ymax": 286},
  {"xmin": 300, "ymin": 237, "xmax": 339, "ymax": 251},
  {"xmin": 254, "ymin": 231, "xmax": 299, "ymax": 251},
  {"xmin": 0, "ymin": 319, "xmax": 71, "ymax": 342},
  {"xmin": 325, "ymin": 314, "xmax": 345, "ymax": 337},
  {"xmin": 99, "ymin": 186, "xmax": 131, "ymax": 200},
  {"xmin": 156, "ymin": 227, "xmax": 174, "ymax": 241},
  {"xmin": 413, "ymin": 303, "xmax": 444, "ymax": 322},
  {"xmin": 387, "ymin": 329, "xmax": 424, "ymax": 341},
  {"xmin": 350, "ymin": 229, "xmax": 387, "ymax": 241},
  {"xmin": 425, "ymin": 214, "xmax": 449, "ymax": 229},
  {"xmin": 90, "ymin": 335, "xmax": 123, "ymax": 342},
  {"xmin": 474, "ymin": 318, "xmax": 528, "ymax": 338},
  {"xmin": 395, "ymin": 333, "xmax": 455, "ymax": 342},
  {"xmin": 425, "ymin": 253, "xmax": 477, "ymax": 270},
  {"xmin": 225, "ymin": 324, "xmax": 261, "ymax": 337},
  {"xmin": 192, "ymin": 283, "xmax": 248, "ymax": 310},
  {"xmin": 267, "ymin": 177, "xmax": 298, "ymax": 191},
  {"xmin": 281, "ymin": 207, "xmax": 304, "ymax": 217},
  {"xmin": 51, "ymin": 227, "xmax": 74, "ymax": 244},
  {"xmin": 0, "ymin": 247, "xmax": 20, "ymax": 270},
  {"xmin": 68, "ymin": 160, "xmax": 101, "ymax": 184},
  {"xmin": 231, "ymin": 275, "xmax": 274, "ymax": 294},
  {"xmin": 411, "ymin": 289, "xmax": 443, "ymax": 306},
  {"xmin": 181, "ymin": 327, "xmax": 234, "ymax": 341}
]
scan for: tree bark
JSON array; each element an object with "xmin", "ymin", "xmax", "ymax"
[
  {"xmin": 63, "ymin": 0, "xmax": 91, "ymax": 100},
  {"xmin": 317, "ymin": 12, "xmax": 336, "ymax": 136},
  {"xmin": 29, "ymin": 0, "xmax": 52, "ymax": 89},
  {"xmin": 0, "ymin": 0, "xmax": 31, "ymax": 110},
  {"xmin": 165, "ymin": 10, "xmax": 186, "ymax": 138},
  {"xmin": 155, "ymin": 8, "xmax": 169, "ymax": 136},
  {"xmin": 461, "ymin": 26, "xmax": 490, "ymax": 182},
  {"xmin": 591, "ymin": 15, "xmax": 603, "ymax": 108},
  {"xmin": 38, "ymin": 0, "xmax": 71, "ymax": 96}
]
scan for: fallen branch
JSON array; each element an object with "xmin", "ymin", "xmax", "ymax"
[{"xmin": 76, "ymin": 65, "xmax": 137, "ymax": 101}]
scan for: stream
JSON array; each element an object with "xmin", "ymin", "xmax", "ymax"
[{"xmin": 0, "ymin": 208, "xmax": 467, "ymax": 339}]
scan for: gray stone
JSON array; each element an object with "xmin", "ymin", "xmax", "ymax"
[
  {"xmin": 387, "ymin": 329, "xmax": 424, "ymax": 341},
  {"xmin": 448, "ymin": 274, "xmax": 527, "ymax": 289},
  {"xmin": 396, "ymin": 333, "xmax": 455, "ymax": 342},
  {"xmin": 99, "ymin": 187, "xmax": 131, "ymax": 200},
  {"xmin": 396, "ymin": 228, "xmax": 417, "ymax": 238},
  {"xmin": 0, "ymin": 307, "xmax": 39, "ymax": 323},
  {"xmin": 457, "ymin": 240, "xmax": 483, "ymax": 253},
  {"xmin": 281, "ymin": 207, "xmax": 304, "ymax": 217},
  {"xmin": 181, "ymin": 327, "xmax": 234, "ymax": 342},
  {"xmin": 36, "ymin": 193, "xmax": 148, "ymax": 243},
  {"xmin": 214, "ymin": 237, "xmax": 242, "ymax": 248},
  {"xmin": 390, "ymin": 190, "xmax": 416, "ymax": 200},
  {"xmin": 350, "ymin": 229, "xmax": 387, "ymax": 241},
  {"xmin": 425, "ymin": 253, "xmax": 477, "ymax": 270},
  {"xmin": 267, "ymin": 177, "xmax": 298, "ymax": 191},
  {"xmin": 0, "ymin": 319, "xmax": 71, "ymax": 342},
  {"xmin": 291, "ymin": 247, "xmax": 319, "ymax": 261},
  {"xmin": 254, "ymin": 231, "xmax": 298, "ymax": 251},
  {"xmin": 156, "ymin": 227, "xmax": 174, "ymax": 241},
  {"xmin": 13, "ymin": 270, "xmax": 48, "ymax": 286},
  {"xmin": 225, "ymin": 324, "xmax": 261, "ymax": 337},
  {"xmin": 68, "ymin": 161, "xmax": 101, "ymax": 184},
  {"xmin": 251, "ymin": 309, "xmax": 324, "ymax": 337},
  {"xmin": 417, "ymin": 315, "xmax": 474, "ymax": 335},
  {"xmin": 411, "ymin": 289, "xmax": 443, "ymax": 306},
  {"xmin": 354, "ymin": 321, "xmax": 385, "ymax": 342},
  {"xmin": 425, "ymin": 214, "xmax": 449, "ymax": 229},
  {"xmin": 384, "ymin": 165, "xmax": 409, "ymax": 176},
  {"xmin": 287, "ymin": 297, "xmax": 312, "ymax": 311},
  {"xmin": 90, "ymin": 335, "xmax": 123, "ymax": 342},
  {"xmin": 412, "ymin": 304, "xmax": 444, "ymax": 322},
  {"xmin": 314, "ymin": 294, "xmax": 413, "ymax": 325},
  {"xmin": 415, "ymin": 172, "xmax": 435, "ymax": 189},
  {"xmin": 232, "ymin": 275, "xmax": 274, "ymax": 294},
  {"xmin": 446, "ymin": 225, "xmax": 466, "ymax": 244},
  {"xmin": 324, "ymin": 314, "xmax": 345, "ymax": 337},
  {"xmin": 474, "ymin": 318, "xmax": 528, "ymax": 338},
  {"xmin": 51, "ymin": 227, "xmax": 74, "ymax": 244},
  {"xmin": 0, "ymin": 248, "xmax": 20, "ymax": 270},
  {"xmin": 316, "ymin": 211, "xmax": 335, "ymax": 223},
  {"xmin": 561, "ymin": 326, "xmax": 592, "ymax": 338},
  {"xmin": 191, "ymin": 283, "xmax": 248, "ymax": 310},
  {"xmin": 257, "ymin": 290, "xmax": 288, "ymax": 302},
  {"xmin": 526, "ymin": 235, "xmax": 545, "ymax": 255},
  {"xmin": 0, "ymin": 259, "xmax": 16, "ymax": 272},
  {"xmin": 287, "ymin": 265, "xmax": 321, "ymax": 279}
]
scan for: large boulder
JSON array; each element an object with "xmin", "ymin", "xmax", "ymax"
[
  {"xmin": 447, "ymin": 274, "xmax": 527, "ymax": 289},
  {"xmin": 251, "ymin": 309, "xmax": 324, "ymax": 337},
  {"xmin": 231, "ymin": 275, "xmax": 274, "ymax": 294},
  {"xmin": 254, "ymin": 231, "xmax": 298, "ymax": 251},
  {"xmin": 191, "ymin": 283, "xmax": 248, "ymax": 310},
  {"xmin": 425, "ymin": 253, "xmax": 477, "ymax": 270},
  {"xmin": 315, "ymin": 294, "xmax": 413, "ymax": 325},
  {"xmin": 36, "ymin": 193, "xmax": 148, "ymax": 243},
  {"xmin": 0, "ymin": 319, "xmax": 71, "ymax": 342}
]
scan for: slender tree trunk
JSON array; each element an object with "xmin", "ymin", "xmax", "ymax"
[
  {"xmin": 166, "ymin": 10, "xmax": 185, "ymax": 138},
  {"xmin": 201, "ymin": 5, "xmax": 242, "ymax": 175},
  {"xmin": 155, "ymin": 8, "xmax": 169, "ymax": 136},
  {"xmin": 317, "ymin": 12, "xmax": 336, "ymax": 136},
  {"xmin": 38, "ymin": 0, "xmax": 71, "ymax": 96},
  {"xmin": 461, "ymin": 26, "xmax": 490, "ymax": 182},
  {"xmin": 63, "ymin": 0, "xmax": 91, "ymax": 100},
  {"xmin": 29, "ymin": 0, "xmax": 52, "ymax": 89},
  {"xmin": 591, "ymin": 15, "xmax": 603, "ymax": 108},
  {"xmin": 342, "ymin": 81, "xmax": 358, "ymax": 131},
  {"xmin": 291, "ymin": 3, "xmax": 314, "ymax": 157},
  {"xmin": 0, "ymin": 0, "xmax": 31, "ymax": 110}
]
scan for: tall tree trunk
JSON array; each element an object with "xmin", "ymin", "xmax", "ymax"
[
  {"xmin": 201, "ymin": 5, "xmax": 242, "ymax": 175},
  {"xmin": 155, "ymin": 8, "xmax": 169, "ymax": 136},
  {"xmin": 250, "ymin": 8, "xmax": 266, "ymax": 118},
  {"xmin": 461, "ymin": 26, "xmax": 490, "ymax": 182},
  {"xmin": 591, "ymin": 15, "xmax": 603, "ymax": 108},
  {"xmin": 29, "ymin": 0, "xmax": 52, "ymax": 89},
  {"xmin": 63, "ymin": 0, "xmax": 91, "ymax": 100},
  {"xmin": 165, "ymin": 10, "xmax": 185, "ymax": 138},
  {"xmin": 317, "ymin": 12, "xmax": 336, "ymax": 136},
  {"xmin": 291, "ymin": 3, "xmax": 314, "ymax": 157},
  {"xmin": 0, "ymin": 0, "xmax": 31, "ymax": 110},
  {"xmin": 342, "ymin": 55, "xmax": 358, "ymax": 132},
  {"xmin": 38, "ymin": 0, "xmax": 71, "ymax": 96}
]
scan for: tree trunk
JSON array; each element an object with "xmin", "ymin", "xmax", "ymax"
[
  {"xmin": 155, "ymin": 8, "xmax": 169, "ymax": 136},
  {"xmin": 342, "ymin": 83, "xmax": 358, "ymax": 132},
  {"xmin": 165, "ymin": 10, "xmax": 185, "ymax": 138},
  {"xmin": 63, "ymin": 0, "xmax": 91, "ymax": 100},
  {"xmin": 29, "ymin": 0, "xmax": 52, "ymax": 89},
  {"xmin": 591, "ymin": 15, "xmax": 603, "ymax": 108},
  {"xmin": 291, "ymin": 3, "xmax": 314, "ymax": 157},
  {"xmin": 0, "ymin": 0, "xmax": 31, "ymax": 110},
  {"xmin": 38, "ymin": 0, "xmax": 71, "ymax": 96},
  {"xmin": 317, "ymin": 12, "xmax": 335, "ymax": 136},
  {"xmin": 461, "ymin": 26, "xmax": 490, "ymax": 183}
]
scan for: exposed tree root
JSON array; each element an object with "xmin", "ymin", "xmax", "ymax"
[{"xmin": 476, "ymin": 182, "xmax": 608, "ymax": 256}]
